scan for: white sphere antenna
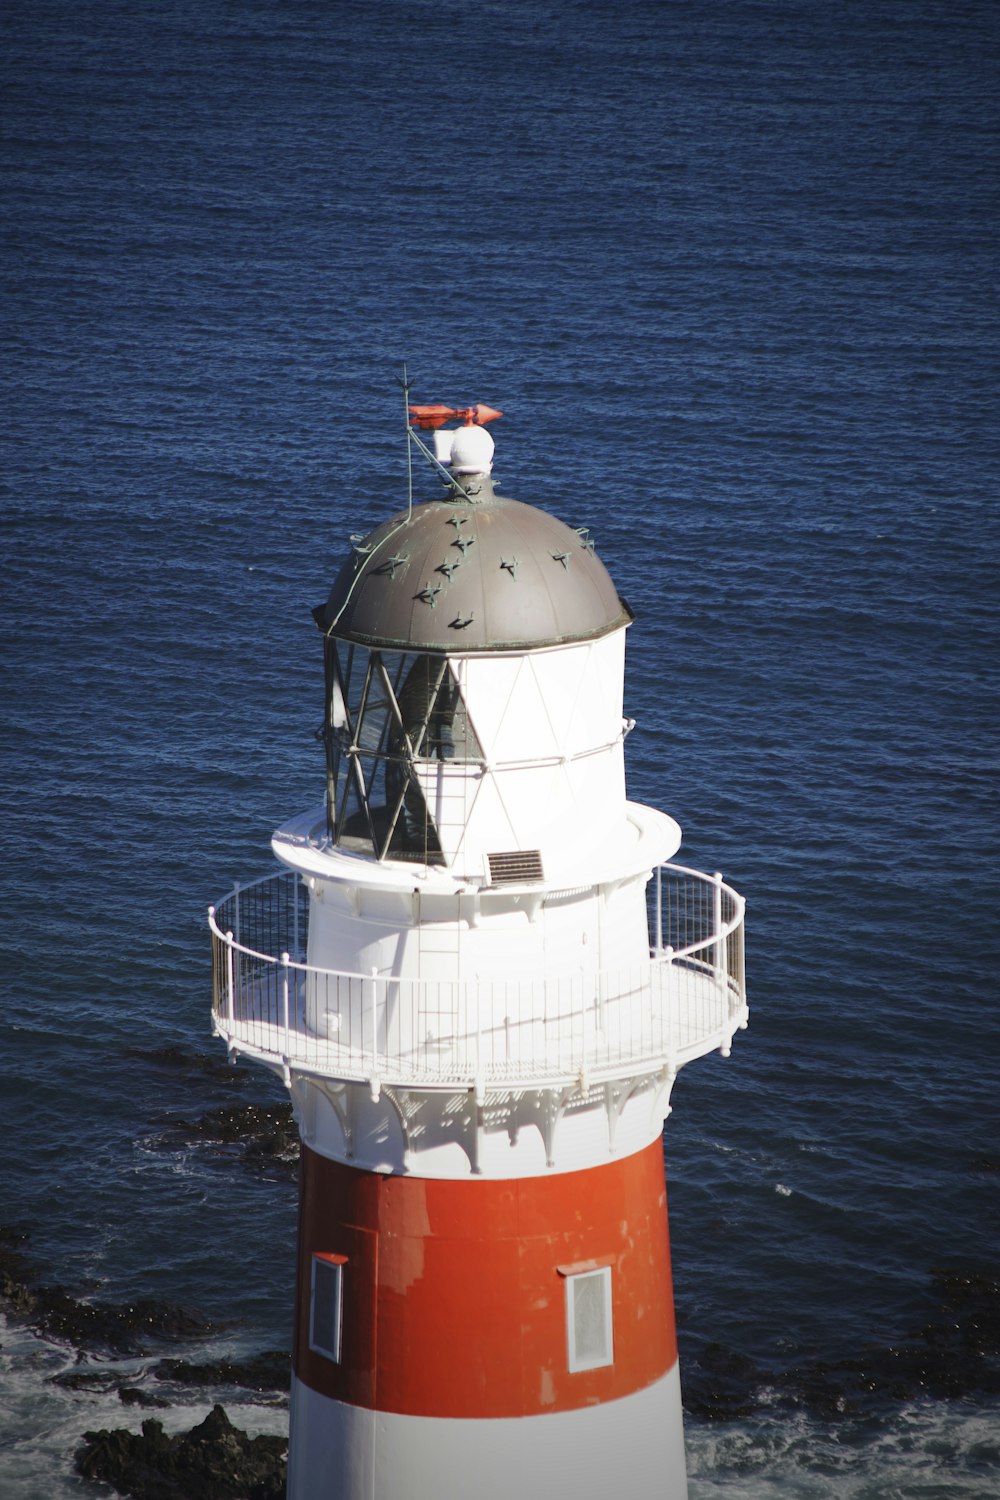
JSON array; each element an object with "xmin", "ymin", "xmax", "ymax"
[
  {"xmin": 433, "ymin": 429, "xmax": 457, "ymax": 466},
  {"xmin": 449, "ymin": 424, "xmax": 495, "ymax": 475}
]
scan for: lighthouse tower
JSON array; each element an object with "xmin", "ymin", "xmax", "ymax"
[{"xmin": 209, "ymin": 402, "xmax": 747, "ymax": 1499}]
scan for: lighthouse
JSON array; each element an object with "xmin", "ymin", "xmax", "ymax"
[{"xmin": 208, "ymin": 400, "xmax": 747, "ymax": 1499}]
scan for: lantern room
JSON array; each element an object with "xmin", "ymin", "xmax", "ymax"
[{"xmin": 309, "ymin": 419, "xmax": 668, "ymax": 886}]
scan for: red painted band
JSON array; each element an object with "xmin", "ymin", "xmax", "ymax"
[{"xmin": 293, "ymin": 1140, "xmax": 677, "ymax": 1418}]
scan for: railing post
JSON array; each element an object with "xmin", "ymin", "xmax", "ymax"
[
  {"xmin": 225, "ymin": 931, "xmax": 235, "ymax": 1021},
  {"xmin": 713, "ymin": 872, "xmax": 725, "ymax": 985},
  {"xmin": 209, "ymin": 906, "xmax": 218, "ymax": 1017},
  {"xmin": 655, "ymin": 864, "xmax": 663, "ymax": 956},
  {"xmin": 293, "ymin": 879, "xmax": 300, "ymax": 961},
  {"xmin": 737, "ymin": 917, "xmax": 748, "ymax": 1026},
  {"xmin": 232, "ymin": 881, "xmax": 241, "ymax": 947},
  {"xmin": 368, "ymin": 966, "xmax": 378, "ymax": 1079},
  {"xmin": 281, "ymin": 952, "xmax": 291, "ymax": 1062},
  {"xmin": 579, "ymin": 964, "xmax": 587, "ymax": 1075}
]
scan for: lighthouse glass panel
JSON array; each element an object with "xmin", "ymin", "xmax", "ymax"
[
  {"xmin": 565, "ymin": 1267, "xmax": 614, "ymax": 1373},
  {"xmin": 323, "ymin": 643, "xmax": 482, "ymax": 863}
]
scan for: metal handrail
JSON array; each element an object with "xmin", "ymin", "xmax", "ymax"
[
  {"xmin": 208, "ymin": 864, "xmax": 745, "ymax": 976},
  {"xmin": 208, "ymin": 863, "xmax": 747, "ymax": 1089}
]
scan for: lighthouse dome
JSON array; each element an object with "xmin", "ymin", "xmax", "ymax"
[{"xmin": 314, "ymin": 477, "xmax": 632, "ymax": 652}]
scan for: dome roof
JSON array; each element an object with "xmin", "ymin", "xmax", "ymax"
[{"xmin": 315, "ymin": 477, "xmax": 632, "ymax": 652}]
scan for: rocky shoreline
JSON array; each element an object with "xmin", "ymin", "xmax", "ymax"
[
  {"xmin": 1, "ymin": 1216, "xmax": 291, "ymax": 1497},
  {"xmin": 682, "ymin": 1266, "xmax": 1000, "ymax": 1420},
  {"xmin": 0, "ymin": 1063, "xmax": 297, "ymax": 1500},
  {"xmin": 2, "ymin": 1058, "xmax": 997, "ymax": 1496},
  {"xmin": 0, "ymin": 1224, "xmax": 231, "ymax": 1357},
  {"xmin": 76, "ymin": 1404, "xmax": 286, "ymax": 1500}
]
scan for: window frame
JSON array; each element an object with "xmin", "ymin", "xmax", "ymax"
[
  {"xmin": 309, "ymin": 1252, "xmax": 347, "ymax": 1363},
  {"xmin": 562, "ymin": 1264, "xmax": 614, "ymax": 1373}
]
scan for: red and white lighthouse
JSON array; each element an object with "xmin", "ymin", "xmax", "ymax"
[{"xmin": 209, "ymin": 401, "xmax": 747, "ymax": 1498}]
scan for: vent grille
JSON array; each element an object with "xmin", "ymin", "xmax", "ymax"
[{"xmin": 487, "ymin": 850, "xmax": 544, "ymax": 884}]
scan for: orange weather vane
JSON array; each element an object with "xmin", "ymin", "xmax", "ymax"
[{"xmin": 407, "ymin": 402, "xmax": 503, "ymax": 430}]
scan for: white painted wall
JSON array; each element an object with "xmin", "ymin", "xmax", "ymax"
[
  {"xmin": 293, "ymin": 1068, "xmax": 675, "ymax": 1178},
  {"xmin": 287, "ymin": 1364, "xmax": 688, "ymax": 1500},
  {"xmin": 304, "ymin": 872, "xmax": 655, "ymax": 1046},
  {"xmin": 406, "ymin": 631, "xmax": 630, "ymax": 879}
]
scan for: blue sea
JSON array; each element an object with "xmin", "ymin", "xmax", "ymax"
[{"xmin": 2, "ymin": 0, "xmax": 998, "ymax": 1494}]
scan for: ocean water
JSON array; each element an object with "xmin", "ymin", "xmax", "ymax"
[{"xmin": 2, "ymin": 0, "xmax": 998, "ymax": 1494}]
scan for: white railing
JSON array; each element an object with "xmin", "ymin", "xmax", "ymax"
[{"xmin": 208, "ymin": 864, "xmax": 747, "ymax": 1092}]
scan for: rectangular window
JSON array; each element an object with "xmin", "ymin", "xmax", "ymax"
[
  {"xmin": 564, "ymin": 1266, "xmax": 614, "ymax": 1372},
  {"xmin": 309, "ymin": 1253, "xmax": 346, "ymax": 1363}
]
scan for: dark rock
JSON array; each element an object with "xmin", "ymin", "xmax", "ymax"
[
  {"xmin": 153, "ymin": 1350, "xmax": 290, "ymax": 1393},
  {"xmin": 19, "ymin": 1286, "xmax": 226, "ymax": 1356},
  {"xmin": 52, "ymin": 1369, "xmax": 124, "ymax": 1394},
  {"xmin": 126, "ymin": 1044, "xmax": 253, "ymax": 1084},
  {"xmin": 76, "ymin": 1403, "xmax": 287, "ymax": 1500},
  {"xmin": 681, "ymin": 1340, "xmax": 764, "ymax": 1419},
  {"xmin": 682, "ymin": 1264, "xmax": 1000, "ymax": 1421},
  {"xmin": 0, "ymin": 1225, "xmax": 43, "ymax": 1312},
  {"xmin": 52, "ymin": 1369, "xmax": 169, "ymax": 1406},
  {"xmin": 119, "ymin": 1386, "xmax": 170, "ymax": 1409},
  {"xmin": 158, "ymin": 1102, "xmax": 299, "ymax": 1177},
  {"xmin": 1, "ymin": 1224, "xmax": 226, "ymax": 1357},
  {"xmin": 929, "ymin": 1266, "xmax": 1000, "ymax": 1359},
  {"xmin": 70, "ymin": 1292, "xmax": 213, "ymax": 1353}
]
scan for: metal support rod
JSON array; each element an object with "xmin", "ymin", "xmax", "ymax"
[
  {"xmin": 368, "ymin": 966, "xmax": 378, "ymax": 1078},
  {"xmin": 401, "ymin": 364, "xmax": 414, "ymax": 522},
  {"xmin": 282, "ymin": 952, "xmax": 290, "ymax": 1061},
  {"xmin": 713, "ymin": 872, "xmax": 725, "ymax": 983},
  {"xmin": 579, "ymin": 965, "xmax": 587, "ymax": 1075},
  {"xmin": 406, "ymin": 422, "xmax": 474, "ymax": 500},
  {"xmin": 664, "ymin": 945, "xmax": 675, "ymax": 1057},
  {"xmin": 225, "ymin": 932, "xmax": 235, "ymax": 1022},
  {"xmin": 293, "ymin": 880, "xmax": 300, "ymax": 961},
  {"xmin": 655, "ymin": 865, "xmax": 663, "ymax": 955}
]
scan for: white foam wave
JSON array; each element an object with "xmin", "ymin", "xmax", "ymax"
[
  {"xmin": 686, "ymin": 1402, "xmax": 1000, "ymax": 1498},
  {"xmin": 0, "ymin": 1315, "xmax": 288, "ymax": 1498}
]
